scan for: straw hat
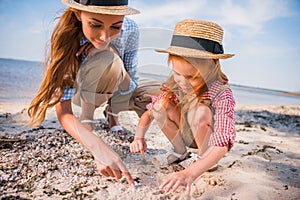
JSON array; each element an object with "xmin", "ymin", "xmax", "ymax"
[
  {"xmin": 61, "ymin": 0, "xmax": 140, "ymax": 15},
  {"xmin": 156, "ymin": 19, "xmax": 234, "ymax": 59}
]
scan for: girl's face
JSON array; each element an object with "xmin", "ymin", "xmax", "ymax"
[
  {"xmin": 76, "ymin": 11, "xmax": 124, "ymax": 50},
  {"xmin": 171, "ymin": 57, "xmax": 207, "ymax": 94}
]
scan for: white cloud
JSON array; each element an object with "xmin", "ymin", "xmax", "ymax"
[
  {"xmin": 217, "ymin": 0, "xmax": 292, "ymax": 34},
  {"xmin": 130, "ymin": 0, "xmax": 207, "ymax": 28},
  {"xmin": 0, "ymin": 0, "xmax": 298, "ymax": 91},
  {"xmin": 130, "ymin": 0, "xmax": 293, "ymax": 36}
]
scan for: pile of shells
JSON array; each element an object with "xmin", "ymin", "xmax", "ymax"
[{"xmin": 0, "ymin": 120, "xmax": 137, "ymax": 199}]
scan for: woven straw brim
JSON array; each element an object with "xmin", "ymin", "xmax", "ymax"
[
  {"xmin": 156, "ymin": 46, "xmax": 234, "ymax": 59},
  {"xmin": 175, "ymin": 19, "xmax": 224, "ymax": 45},
  {"xmin": 61, "ymin": 0, "xmax": 140, "ymax": 15}
]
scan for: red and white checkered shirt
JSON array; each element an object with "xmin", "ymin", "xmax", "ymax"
[
  {"xmin": 203, "ymin": 81, "xmax": 235, "ymax": 151},
  {"xmin": 147, "ymin": 80, "xmax": 236, "ymax": 151}
]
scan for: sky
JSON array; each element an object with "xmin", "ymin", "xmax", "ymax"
[{"xmin": 0, "ymin": 0, "xmax": 299, "ymax": 92}]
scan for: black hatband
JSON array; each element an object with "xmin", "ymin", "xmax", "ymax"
[
  {"xmin": 171, "ymin": 35, "xmax": 224, "ymax": 54},
  {"xmin": 75, "ymin": 0, "xmax": 128, "ymax": 6}
]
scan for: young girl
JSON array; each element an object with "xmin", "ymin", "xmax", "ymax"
[
  {"xmin": 130, "ymin": 19, "xmax": 235, "ymax": 194},
  {"xmin": 27, "ymin": 0, "xmax": 159, "ymax": 188}
]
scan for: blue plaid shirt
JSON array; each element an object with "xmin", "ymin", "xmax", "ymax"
[{"xmin": 61, "ymin": 17, "xmax": 139, "ymax": 102}]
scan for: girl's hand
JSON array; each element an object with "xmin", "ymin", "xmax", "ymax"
[
  {"xmin": 130, "ymin": 138, "xmax": 147, "ymax": 156},
  {"xmin": 159, "ymin": 170, "xmax": 195, "ymax": 195}
]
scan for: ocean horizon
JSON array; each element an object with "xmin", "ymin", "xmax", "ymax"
[{"xmin": 1, "ymin": 57, "xmax": 300, "ymax": 106}]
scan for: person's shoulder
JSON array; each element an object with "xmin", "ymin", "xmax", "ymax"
[
  {"xmin": 210, "ymin": 81, "xmax": 235, "ymax": 103},
  {"xmin": 123, "ymin": 17, "xmax": 139, "ymax": 31}
]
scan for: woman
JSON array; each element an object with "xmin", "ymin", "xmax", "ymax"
[
  {"xmin": 27, "ymin": 0, "xmax": 156, "ymax": 188},
  {"xmin": 130, "ymin": 19, "xmax": 236, "ymax": 194}
]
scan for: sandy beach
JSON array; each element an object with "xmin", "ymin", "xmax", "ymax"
[{"xmin": 0, "ymin": 102, "xmax": 299, "ymax": 200}]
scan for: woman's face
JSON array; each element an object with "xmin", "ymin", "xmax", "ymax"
[
  {"xmin": 172, "ymin": 57, "xmax": 208, "ymax": 94},
  {"xmin": 77, "ymin": 11, "xmax": 124, "ymax": 50}
]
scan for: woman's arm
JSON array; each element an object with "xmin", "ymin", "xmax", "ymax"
[
  {"xmin": 117, "ymin": 19, "xmax": 139, "ymax": 95},
  {"xmin": 55, "ymin": 100, "xmax": 134, "ymax": 186},
  {"xmin": 55, "ymin": 100, "xmax": 85, "ymax": 143}
]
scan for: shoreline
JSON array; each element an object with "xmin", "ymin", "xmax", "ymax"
[
  {"xmin": 281, "ymin": 91, "xmax": 300, "ymax": 98},
  {"xmin": 0, "ymin": 103, "xmax": 299, "ymax": 199}
]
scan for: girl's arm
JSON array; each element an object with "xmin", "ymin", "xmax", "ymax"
[
  {"xmin": 130, "ymin": 110, "xmax": 152, "ymax": 155},
  {"xmin": 185, "ymin": 146, "xmax": 227, "ymax": 178},
  {"xmin": 135, "ymin": 110, "xmax": 152, "ymax": 138},
  {"xmin": 160, "ymin": 146, "xmax": 228, "ymax": 194},
  {"xmin": 55, "ymin": 100, "xmax": 134, "ymax": 186}
]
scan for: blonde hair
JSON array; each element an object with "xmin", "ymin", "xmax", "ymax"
[
  {"xmin": 166, "ymin": 54, "xmax": 228, "ymax": 101},
  {"xmin": 28, "ymin": 8, "xmax": 83, "ymax": 126},
  {"xmin": 163, "ymin": 55, "xmax": 228, "ymax": 133}
]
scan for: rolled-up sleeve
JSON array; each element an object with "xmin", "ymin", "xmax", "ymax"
[
  {"xmin": 209, "ymin": 89, "xmax": 236, "ymax": 151},
  {"xmin": 61, "ymin": 87, "xmax": 76, "ymax": 102},
  {"xmin": 118, "ymin": 19, "xmax": 139, "ymax": 95}
]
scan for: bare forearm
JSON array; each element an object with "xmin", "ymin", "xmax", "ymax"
[
  {"xmin": 58, "ymin": 112, "xmax": 87, "ymax": 144},
  {"xmin": 55, "ymin": 100, "xmax": 133, "ymax": 184},
  {"xmin": 135, "ymin": 111, "xmax": 152, "ymax": 138},
  {"xmin": 56, "ymin": 101, "xmax": 86, "ymax": 144},
  {"xmin": 187, "ymin": 146, "xmax": 228, "ymax": 179},
  {"xmin": 56, "ymin": 101, "xmax": 119, "ymax": 162}
]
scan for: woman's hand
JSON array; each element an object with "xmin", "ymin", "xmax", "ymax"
[
  {"xmin": 159, "ymin": 170, "xmax": 195, "ymax": 195},
  {"xmin": 56, "ymin": 100, "xmax": 134, "ymax": 188},
  {"xmin": 95, "ymin": 157, "xmax": 134, "ymax": 187},
  {"xmin": 76, "ymin": 42, "xmax": 94, "ymax": 57},
  {"xmin": 130, "ymin": 138, "xmax": 147, "ymax": 156},
  {"xmin": 87, "ymin": 138, "xmax": 135, "ymax": 187}
]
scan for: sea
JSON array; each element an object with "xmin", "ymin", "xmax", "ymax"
[{"xmin": 1, "ymin": 58, "xmax": 300, "ymax": 106}]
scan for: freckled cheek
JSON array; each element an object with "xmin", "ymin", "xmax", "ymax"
[
  {"xmin": 110, "ymin": 30, "xmax": 121, "ymax": 40},
  {"xmin": 173, "ymin": 74, "xmax": 183, "ymax": 84},
  {"xmin": 190, "ymin": 80, "xmax": 203, "ymax": 90},
  {"xmin": 82, "ymin": 25, "xmax": 98, "ymax": 41},
  {"xmin": 82, "ymin": 25, "xmax": 91, "ymax": 39},
  {"xmin": 191, "ymin": 83, "xmax": 198, "ymax": 90}
]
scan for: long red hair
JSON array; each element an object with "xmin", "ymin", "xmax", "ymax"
[{"xmin": 28, "ymin": 8, "xmax": 83, "ymax": 126}]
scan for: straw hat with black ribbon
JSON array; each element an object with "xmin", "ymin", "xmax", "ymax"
[
  {"xmin": 61, "ymin": 0, "xmax": 140, "ymax": 15},
  {"xmin": 156, "ymin": 19, "xmax": 234, "ymax": 59}
]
